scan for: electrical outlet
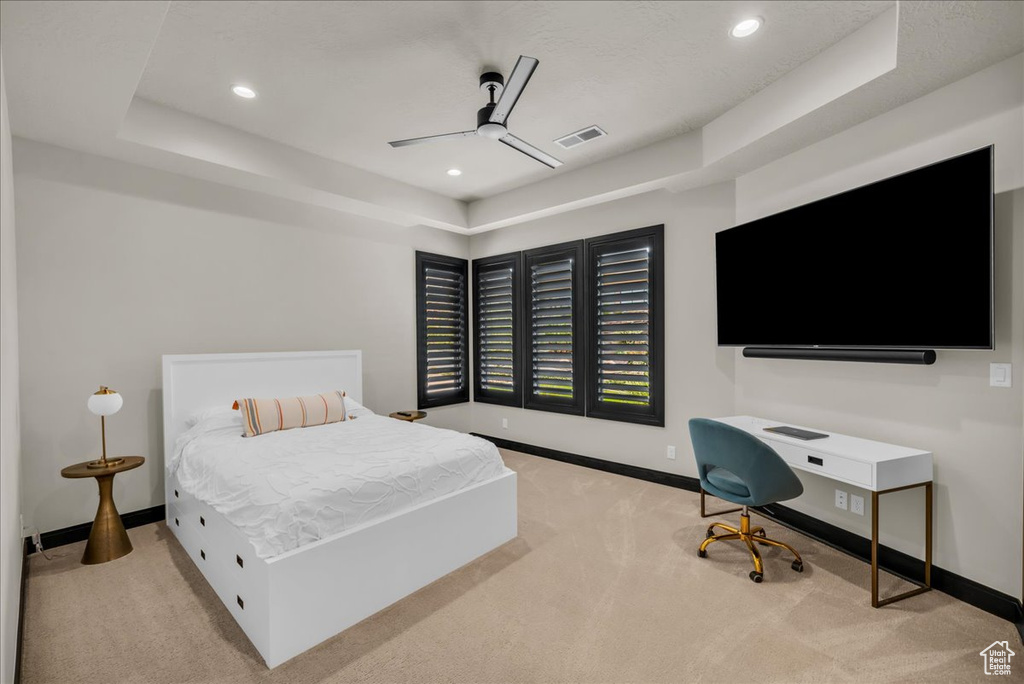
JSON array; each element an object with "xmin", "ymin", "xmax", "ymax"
[
  {"xmin": 667, "ymin": 445, "xmax": 676, "ymax": 460},
  {"xmin": 501, "ymin": 418, "xmax": 509, "ymax": 430},
  {"xmin": 850, "ymin": 494, "xmax": 865, "ymax": 516},
  {"xmin": 835, "ymin": 489, "xmax": 848, "ymax": 510}
]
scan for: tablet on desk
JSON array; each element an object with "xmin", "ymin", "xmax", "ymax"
[{"xmin": 763, "ymin": 425, "xmax": 829, "ymax": 441}]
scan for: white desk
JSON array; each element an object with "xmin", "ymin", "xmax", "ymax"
[{"xmin": 710, "ymin": 416, "xmax": 934, "ymax": 607}]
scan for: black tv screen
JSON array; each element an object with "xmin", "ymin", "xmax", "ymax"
[{"xmin": 716, "ymin": 146, "xmax": 993, "ymax": 349}]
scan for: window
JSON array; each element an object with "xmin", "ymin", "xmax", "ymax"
[
  {"xmin": 416, "ymin": 252, "xmax": 469, "ymax": 409},
  {"xmin": 465, "ymin": 226, "xmax": 664, "ymax": 425},
  {"xmin": 472, "ymin": 253, "xmax": 522, "ymax": 406},
  {"xmin": 523, "ymin": 241, "xmax": 584, "ymax": 415},
  {"xmin": 586, "ymin": 225, "xmax": 664, "ymax": 426}
]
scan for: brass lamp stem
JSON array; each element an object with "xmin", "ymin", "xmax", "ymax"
[{"xmin": 86, "ymin": 389, "xmax": 124, "ymax": 469}]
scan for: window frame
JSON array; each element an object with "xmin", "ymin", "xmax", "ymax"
[
  {"xmin": 416, "ymin": 251, "xmax": 470, "ymax": 409},
  {"xmin": 472, "ymin": 251, "xmax": 524, "ymax": 407},
  {"xmin": 522, "ymin": 240, "xmax": 585, "ymax": 416},
  {"xmin": 584, "ymin": 225, "xmax": 665, "ymax": 427}
]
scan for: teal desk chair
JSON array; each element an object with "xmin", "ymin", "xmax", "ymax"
[{"xmin": 688, "ymin": 418, "xmax": 805, "ymax": 582}]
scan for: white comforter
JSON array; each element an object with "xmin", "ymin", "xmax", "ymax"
[{"xmin": 170, "ymin": 411, "xmax": 508, "ymax": 559}]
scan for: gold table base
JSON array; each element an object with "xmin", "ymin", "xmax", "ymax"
[
  {"xmin": 82, "ymin": 473, "xmax": 133, "ymax": 564},
  {"xmin": 61, "ymin": 456, "xmax": 145, "ymax": 565}
]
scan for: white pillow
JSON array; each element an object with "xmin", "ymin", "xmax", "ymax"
[
  {"xmin": 344, "ymin": 395, "xmax": 374, "ymax": 418},
  {"xmin": 185, "ymin": 405, "xmax": 242, "ymax": 430}
]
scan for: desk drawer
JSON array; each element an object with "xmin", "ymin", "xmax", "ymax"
[{"xmin": 769, "ymin": 440, "xmax": 873, "ymax": 488}]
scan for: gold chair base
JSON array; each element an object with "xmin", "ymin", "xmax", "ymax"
[{"xmin": 698, "ymin": 508, "xmax": 803, "ymax": 582}]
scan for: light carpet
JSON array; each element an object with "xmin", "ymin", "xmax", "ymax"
[{"xmin": 21, "ymin": 449, "xmax": 1016, "ymax": 683}]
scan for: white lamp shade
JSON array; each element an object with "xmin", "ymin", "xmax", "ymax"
[{"xmin": 87, "ymin": 391, "xmax": 123, "ymax": 416}]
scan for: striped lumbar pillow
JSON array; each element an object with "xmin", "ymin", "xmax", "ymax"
[{"xmin": 233, "ymin": 391, "xmax": 348, "ymax": 438}]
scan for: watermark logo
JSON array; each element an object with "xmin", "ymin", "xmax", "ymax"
[{"xmin": 980, "ymin": 641, "xmax": 1015, "ymax": 676}]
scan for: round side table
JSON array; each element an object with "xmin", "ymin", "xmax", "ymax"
[
  {"xmin": 388, "ymin": 410, "xmax": 427, "ymax": 422},
  {"xmin": 60, "ymin": 456, "xmax": 145, "ymax": 565}
]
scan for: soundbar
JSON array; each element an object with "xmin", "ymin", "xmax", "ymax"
[{"xmin": 742, "ymin": 347, "xmax": 937, "ymax": 365}]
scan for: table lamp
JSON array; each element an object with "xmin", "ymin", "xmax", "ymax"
[{"xmin": 87, "ymin": 386, "xmax": 124, "ymax": 468}]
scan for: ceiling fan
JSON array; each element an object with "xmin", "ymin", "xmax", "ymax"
[{"xmin": 388, "ymin": 55, "xmax": 563, "ymax": 169}]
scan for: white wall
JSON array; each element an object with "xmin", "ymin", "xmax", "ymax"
[
  {"xmin": 0, "ymin": 52, "xmax": 24, "ymax": 684},
  {"xmin": 468, "ymin": 55, "xmax": 1024, "ymax": 601},
  {"xmin": 469, "ymin": 180, "xmax": 1022, "ymax": 600},
  {"xmin": 469, "ymin": 183, "xmax": 737, "ymax": 477},
  {"xmin": 729, "ymin": 55, "xmax": 1024, "ymax": 599},
  {"xmin": 732, "ymin": 190, "xmax": 1023, "ymax": 599},
  {"xmin": 735, "ymin": 54, "xmax": 1023, "ymax": 222},
  {"xmin": 12, "ymin": 139, "xmax": 470, "ymax": 535}
]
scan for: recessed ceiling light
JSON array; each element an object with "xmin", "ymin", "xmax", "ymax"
[
  {"xmin": 447, "ymin": 168, "xmax": 462, "ymax": 177},
  {"xmin": 730, "ymin": 17, "xmax": 762, "ymax": 38},
  {"xmin": 231, "ymin": 85, "xmax": 257, "ymax": 99}
]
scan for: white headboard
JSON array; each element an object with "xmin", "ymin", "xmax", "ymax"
[{"xmin": 161, "ymin": 350, "xmax": 363, "ymax": 468}]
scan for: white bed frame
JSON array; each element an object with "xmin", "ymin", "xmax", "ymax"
[{"xmin": 162, "ymin": 351, "xmax": 517, "ymax": 668}]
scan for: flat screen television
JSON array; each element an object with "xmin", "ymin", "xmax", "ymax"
[{"xmin": 716, "ymin": 146, "xmax": 994, "ymax": 350}]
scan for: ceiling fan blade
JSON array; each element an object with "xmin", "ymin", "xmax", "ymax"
[
  {"xmin": 388, "ymin": 131, "xmax": 476, "ymax": 147},
  {"xmin": 499, "ymin": 134, "xmax": 563, "ymax": 168},
  {"xmin": 489, "ymin": 56, "xmax": 539, "ymax": 125}
]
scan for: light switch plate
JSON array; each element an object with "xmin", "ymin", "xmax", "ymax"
[{"xmin": 990, "ymin": 363, "xmax": 1012, "ymax": 388}]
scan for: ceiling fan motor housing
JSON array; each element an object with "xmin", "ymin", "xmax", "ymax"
[{"xmin": 477, "ymin": 104, "xmax": 508, "ymax": 138}]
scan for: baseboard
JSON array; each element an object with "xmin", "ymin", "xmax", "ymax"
[
  {"xmin": 24, "ymin": 504, "xmax": 166, "ymax": 554},
  {"xmin": 475, "ymin": 434, "xmax": 701, "ymax": 493},
  {"xmin": 754, "ymin": 502, "xmax": 1024, "ymax": 624},
  {"xmin": 476, "ymin": 433, "xmax": 1024, "ymax": 627},
  {"xmin": 15, "ymin": 538, "xmax": 28, "ymax": 684}
]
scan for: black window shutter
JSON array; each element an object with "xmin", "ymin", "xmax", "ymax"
[
  {"xmin": 523, "ymin": 241, "xmax": 584, "ymax": 415},
  {"xmin": 585, "ymin": 225, "xmax": 664, "ymax": 426},
  {"xmin": 416, "ymin": 252, "xmax": 469, "ymax": 409},
  {"xmin": 473, "ymin": 252, "xmax": 522, "ymax": 406}
]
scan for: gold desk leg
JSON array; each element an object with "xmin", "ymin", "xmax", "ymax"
[
  {"xmin": 871, "ymin": 491, "xmax": 880, "ymax": 607},
  {"xmin": 925, "ymin": 482, "xmax": 932, "ymax": 588},
  {"xmin": 82, "ymin": 474, "xmax": 133, "ymax": 565},
  {"xmin": 871, "ymin": 481, "xmax": 933, "ymax": 608},
  {"xmin": 700, "ymin": 487, "xmax": 743, "ymax": 519}
]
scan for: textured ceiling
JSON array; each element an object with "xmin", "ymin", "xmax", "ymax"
[
  {"xmin": 2, "ymin": 0, "xmax": 1020, "ymax": 228},
  {"xmin": 134, "ymin": 0, "xmax": 895, "ymax": 201},
  {"xmin": 670, "ymin": 0, "xmax": 1024, "ymax": 192}
]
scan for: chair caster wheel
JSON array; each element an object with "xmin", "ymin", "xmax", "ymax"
[
  {"xmin": 698, "ymin": 549, "xmax": 707, "ymax": 558},
  {"xmin": 706, "ymin": 528, "xmax": 716, "ymax": 539},
  {"xmin": 791, "ymin": 560, "xmax": 804, "ymax": 573},
  {"xmin": 757, "ymin": 529, "xmax": 767, "ymax": 537},
  {"xmin": 749, "ymin": 571, "xmax": 763, "ymax": 583}
]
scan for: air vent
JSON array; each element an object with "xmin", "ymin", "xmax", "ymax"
[{"xmin": 554, "ymin": 126, "xmax": 606, "ymax": 149}]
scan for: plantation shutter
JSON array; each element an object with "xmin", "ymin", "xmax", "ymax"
[
  {"xmin": 524, "ymin": 241, "xmax": 584, "ymax": 415},
  {"xmin": 473, "ymin": 253, "xmax": 522, "ymax": 406},
  {"xmin": 416, "ymin": 252, "xmax": 469, "ymax": 409},
  {"xmin": 586, "ymin": 226, "xmax": 664, "ymax": 426}
]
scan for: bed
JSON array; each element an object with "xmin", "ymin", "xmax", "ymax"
[{"xmin": 162, "ymin": 350, "xmax": 518, "ymax": 668}]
